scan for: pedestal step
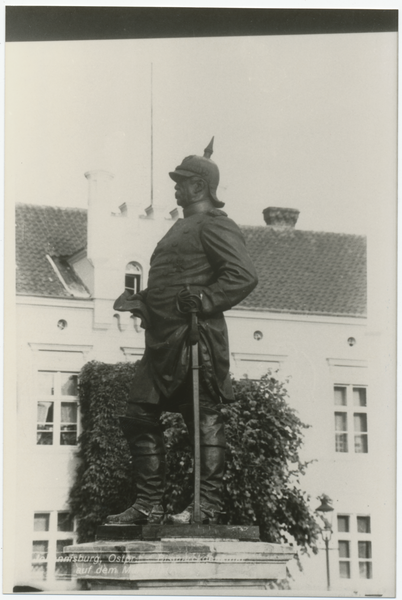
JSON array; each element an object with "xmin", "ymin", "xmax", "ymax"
[
  {"xmin": 96, "ymin": 523, "xmax": 260, "ymax": 542},
  {"xmin": 65, "ymin": 537, "xmax": 295, "ymax": 589},
  {"xmin": 84, "ymin": 578, "xmax": 278, "ymax": 592}
]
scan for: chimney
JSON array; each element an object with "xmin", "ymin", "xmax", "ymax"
[{"xmin": 263, "ymin": 207, "xmax": 300, "ymax": 229}]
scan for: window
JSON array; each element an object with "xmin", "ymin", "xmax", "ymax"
[
  {"xmin": 338, "ymin": 541, "xmax": 351, "ymax": 578},
  {"xmin": 57, "ymin": 512, "xmax": 74, "ymax": 532},
  {"xmin": 34, "ymin": 513, "xmax": 50, "ymax": 532},
  {"xmin": 335, "ymin": 412, "xmax": 348, "ymax": 452},
  {"xmin": 353, "ymin": 387, "xmax": 367, "ymax": 406},
  {"xmin": 337, "ymin": 514, "xmax": 352, "ymax": 579},
  {"xmin": 56, "ymin": 513, "xmax": 75, "ymax": 579},
  {"xmin": 36, "ymin": 372, "xmax": 78, "ymax": 446},
  {"xmin": 333, "ymin": 385, "xmax": 368, "ymax": 453},
  {"xmin": 358, "ymin": 541, "xmax": 372, "ymax": 578},
  {"xmin": 357, "ymin": 516, "xmax": 372, "ymax": 579},
  {"xmin": 354, "ymin": 414, "xmax": 368, "ymax": 453},
  {"xmin": 55, "ymin": 539, "xmax": 74, "ymax": 580},
  {"xmin": 125, "ymin": 262, "xmax": 142, "ymax": 295},
  {"xmin": 357, "ymin": 516, "xmax": 371, "ymax": 533},
  {"xmin": 31, "ymin": 511, "xmax": 76, "ymax": 583},
  {"xmin": 31, "ymin": 541, "xmax": 48, "ymax": 581},
  {"xmin": 336, "ymin": 513, "xmax": 373, "ymax": 582},
  {"xmin": 334, "ymin": 386, "xmax": 347, "ymax": 406},
  {"xmin": 337, "ymin": 515, "xmax": 350, "ymax": 533}
]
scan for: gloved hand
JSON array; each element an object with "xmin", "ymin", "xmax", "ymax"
[
  {"xmin": 113, "ymin": 290, "xmax": 150, "ymax": 329},
  {"xmin": 114, "ymin": 290, "xmax": 142, "ymax": 311},
  {"xmin": 176, "ymin": 287, "xmax": 202, "ymax": 314},
  {"xmin": 130, "ymin": 309, "xmax": 149, "ymax": 330}
]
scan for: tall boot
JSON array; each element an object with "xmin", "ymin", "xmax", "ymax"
[
  {"xmin": 106, "ymin": 414, "xmax": 166, "ymax": 525},
  {"xmin": 199, "ymin": 445, "xmax": 226, "ymax": 517},
  {"xmin": 168, "ymin": 405, "xmax": 226, "ymax": 524}
]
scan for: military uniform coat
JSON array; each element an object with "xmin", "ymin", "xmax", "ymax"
[{"xmin": 128, "ymin": 208, "xmax": 258, "ymax": 408}]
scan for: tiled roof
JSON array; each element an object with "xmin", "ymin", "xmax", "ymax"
[
  {"xmin": 15, "ymin": 204, "xmax": 366, "ymax": 316},
  {"xmin": 239, "ymin": 225, "xmax": 366, "ymax": 316},
  {"xmin": 16, "ymin": 203, "xmax": 87, "ymax": 298}
]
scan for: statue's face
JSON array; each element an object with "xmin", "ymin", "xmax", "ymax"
[{"xmin": 174, "ymin": 176, "xmax": 197, "ymax": 207}]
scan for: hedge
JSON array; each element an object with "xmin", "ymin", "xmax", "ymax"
[{"xmin": 68, "ymin": 360, "xmax": 319, "ymax": 553}]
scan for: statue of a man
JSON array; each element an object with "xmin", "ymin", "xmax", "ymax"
[{"xmin": 107, "ymin": 138, "xmax": 258, "ymax": 526}]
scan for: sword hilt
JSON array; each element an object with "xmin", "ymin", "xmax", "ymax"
[
  {"xmin": 176, "ymin": 287, "xmax": 200, "ymax": 345},
  {"xmin": 189, "ymin": 312, "xmax": 199, "ymax": 345}
]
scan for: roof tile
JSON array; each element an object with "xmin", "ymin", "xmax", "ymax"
[
  {"xmin": 16, "ymin": 203, "xmax": 87, "ymax": 297},
  {"xmin": 240, "ymin": 225, "xmax": 366, "ymax": 316},
  {"xmin": 15, "ymin": 204, "xmax": 366, "ymax": 315}
]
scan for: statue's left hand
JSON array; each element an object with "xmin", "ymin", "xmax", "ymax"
[{"xmin": 113, "ymin": 290, "xmax": 151, "ymax": 329}]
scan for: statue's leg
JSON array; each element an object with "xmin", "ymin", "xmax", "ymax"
[
  {"xmin": 199, "ymin": 406, "xmax": 226, "ymax": 520},
  {"xmin": 168, "ymin": 396, "xmax": 226, "ymax": 525},
  {"xmin": 106, "ymin": 403, "xmax": 165, "ymax": 525}
]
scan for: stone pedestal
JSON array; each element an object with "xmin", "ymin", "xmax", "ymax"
[{"xmin": 65, "ymin": 525, "xmax": 294, "ymax": 592}]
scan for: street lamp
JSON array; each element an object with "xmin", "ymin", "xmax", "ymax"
[{"xmin": 315, "ymin": 494, "xmax": 334, "ymax": 591}]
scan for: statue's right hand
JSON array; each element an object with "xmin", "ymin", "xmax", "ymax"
[{"xmin": 176, "ymin": 287, "xmax": 202, "ymax": 314}]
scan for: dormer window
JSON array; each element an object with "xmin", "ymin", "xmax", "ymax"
[{"xmin": 125, "ymin": 262, "xmax": 142, "ymax": 295}]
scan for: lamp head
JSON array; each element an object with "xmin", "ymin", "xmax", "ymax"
[
  {"xmin": 315, "ymin": 494, "xmax": 334, "ymax": 538},
  {"xmin": 315, "ymin": 495, "xmax": 334, "ymax": 514}
]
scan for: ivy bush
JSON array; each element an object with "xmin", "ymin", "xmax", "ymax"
[
  {"xmin": 69, "ymin": 361, "xmax": 319, "ymax": 553},
  {"xmin": 68, "ymin": 362, "xmax": 137, "ymax": 542}
]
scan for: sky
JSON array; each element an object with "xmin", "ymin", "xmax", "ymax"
[{"xmin": 5, "ymin": 31, "xmax": 397, "ymax": 235}]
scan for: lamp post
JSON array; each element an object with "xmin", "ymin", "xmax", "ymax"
[{"xmin": 315, "ymin": 495, "xmax": 334, "ymax": 591}]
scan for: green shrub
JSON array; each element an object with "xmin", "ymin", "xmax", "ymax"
[
  {"xmin": 68, "ymin": 361, "xmax": 137, "ymax": 542},
  {"xmin": 69, "ymin": 361, "xmax": 318, "ymax": 552}
]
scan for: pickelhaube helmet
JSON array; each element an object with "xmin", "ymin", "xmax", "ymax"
[{"xmin": 169, "ymin": 137, "xmax": 224, "ymax": 208}]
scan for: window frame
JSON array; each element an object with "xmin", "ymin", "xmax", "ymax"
[
  {"xmin": 125, "ymin": 261, "xmax": 142, "ymax": 295},
  {"xmin": 338, "ymin": 540, "xmax": 351, "ymax": 579},
  {"xmin": 36, "ymin": 370, "xmax": 80, "ymax": 448},
  {"xmin": 31, "ymin": 510, "xmax": 76, "ymax": 583},
  {"xmin": 333, "ymin": 384, "xmax": 368, "ymax": 454},
  {"xmin": 357, "ymin": 516, "xmax": 373, "ymax": 579},
  {"xmin": 336, "ymin": 513, "xmax": 373, "ymax": 582}
]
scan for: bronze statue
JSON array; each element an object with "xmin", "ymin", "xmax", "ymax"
[{"xmin": 107, "ymin": 138, "xmax": 258, "ymax": 525}]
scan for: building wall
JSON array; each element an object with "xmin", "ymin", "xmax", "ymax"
[
  {"xmin": 13, "ymin": 292, "xmax": 395, "ymax": 595},
  {"xmin": 227, "ymin": 309, "xmax": 393, "ymax": 595}
]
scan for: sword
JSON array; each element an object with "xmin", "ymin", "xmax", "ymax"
[
  {"xmin": 177, "ymin": 287, "xmax": 202, "ymax": 524},
  {"xmin": 190, "ymin": 313, "xmax": 202, "ymax": 524}
]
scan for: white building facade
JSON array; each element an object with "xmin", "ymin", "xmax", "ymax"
[{"xmin": 9, "ymin": 172, "xmax": 395, "ymax": 595}]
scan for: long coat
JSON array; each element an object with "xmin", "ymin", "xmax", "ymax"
[{"xmin": 128, "ymin": 208, "xmax": 258, "ymax": 408}]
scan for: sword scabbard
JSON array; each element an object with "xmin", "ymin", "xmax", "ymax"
[{"xmin": 191, "ymin": 324, "xmax": 202, "ymax": 524}]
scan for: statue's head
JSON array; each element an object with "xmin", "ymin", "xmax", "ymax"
[{"xmin": 169, "ymin": 137, "xmax": 224, "ymax": 208}]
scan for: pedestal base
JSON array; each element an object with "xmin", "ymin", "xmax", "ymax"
[
  {"xmin": 82, "ymin": 578, "xmax": 284, "ymax": 592},
  {"xmin": 65, "ymin": 526, "xmax": 294, "ymax": 593}
]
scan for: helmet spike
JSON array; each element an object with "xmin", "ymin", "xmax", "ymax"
[{"xmin": 203, "ymin": 136, "xmax": 214, "ymax": 159}]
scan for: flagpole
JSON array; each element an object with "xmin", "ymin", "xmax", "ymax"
[{"xmin": 150, "ymin": 63, "xmax": 154, "ymax": 207}]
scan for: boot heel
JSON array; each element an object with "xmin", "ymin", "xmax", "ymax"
[{"xmin": 148, "ymin": 504, "xmax": 165, "ymax": 524}]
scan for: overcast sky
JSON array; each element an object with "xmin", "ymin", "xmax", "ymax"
[{"xmin": 6, "ymin": 31, "xmax": 397, "ymax": 234}]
